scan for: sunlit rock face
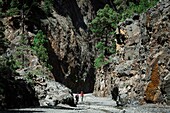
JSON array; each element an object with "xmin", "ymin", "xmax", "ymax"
[{"xmin": 94, "ymin": 0, "xmax": 170, "ymax": 105}]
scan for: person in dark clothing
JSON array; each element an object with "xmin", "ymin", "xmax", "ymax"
[
  {"xmin": 111, "ymin": 85, "xmax": 123, "ymax": 106},
  {"xmin": 75, "ymin": 94, "xmax": 79, "ymax": 104},
  {"xmin": 111, "ymin": 85, "xmax": 119, "ymax": 101}
]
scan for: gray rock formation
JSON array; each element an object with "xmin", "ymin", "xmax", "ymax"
[
  {"xmin": 35, "ymin": 80, "xmax": 75, "ymax": 107},
  {"xmin": 39, "ymin": 0, "xmax": 96, "ymax": 93},
  {"xmin": 2, "ymin": 17, "xmax": 76, "ymax": 108},
  {"xmin": 94, "ymin": 0, "xmax": 170, "ymax": 105},
  {"xmin": 0, "ymin": 76, "xmax": 39, "ymax": 109},
  {"xmin": 0, "ymin": 21, "xmax": 39, "ymax": 108}
]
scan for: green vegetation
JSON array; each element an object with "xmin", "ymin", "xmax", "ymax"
[
  {"xmin": 42, "ymin": 0, "xmax": 54, "ymax": 15},
  {"xmin": 9, "ymin": 35, "xmax": 33, "ymax": 70},
  {"xmin": 90, "ymin": 4, "xmax": 119, "ymax": 37},
  {"xmin": 32, "ymin": 30, "xmax": 52, "ymax": 70},
  {"xmin": 6, "ymin": 0, "xmax": 20, "ymax": 16},
  {"xmin": 32, "ymin": 30, "xmax": 48, "ymax": 63},
  {"xmin": 0, "ymin": 0, "xmax": 4, "ymax": 16},
  {"xmin": 0, "ymin": 0, "xmax": 54, "ymax": 17},
  {"xmin": 90, "ymin": 0, "xmax": 159, "ymax": 68},
  {"xmin": 120, "ymin": 0, "xmax": 159, "ymax": 21},
  {"xmin": 0, "ymin": 32, "xmax": 51, "ymax": 85},
  {"xmin": 90, "ymin": 4, "xmax": 118, "ymax": 68},
  {"xmin": 0, "ymin": 22, "xmax": 8, "ymax": 55},
  {"xmin": 11, "ymin": 31, "xmax": 52, "ymax": 70},
  {"xmin": 0, "ymin": 0, "xmax": 54, "ymax": 83}
]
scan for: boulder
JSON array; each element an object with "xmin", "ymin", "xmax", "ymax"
[
  {"xmin": 35, "ymin": 80, "xmax": 75, "ymax": 107},
  {"xmin": 0, "ymin": 76, "xmax": 39, "ymax": 109}
]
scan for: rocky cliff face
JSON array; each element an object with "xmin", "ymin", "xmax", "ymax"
[
  {"xmin": 47, "ymin": 0, "xmax": 116, "ymax": 93},
  {"xmin": 94, "ymin": 0, "xmax": 170, "ymax": 105},
  {"xmin": 0, "ymin": 21, "xmax": 39, "ymax": 109},
  {"xmin": 1, "ymin": 0, "xmax": 169, "ymax": 108},
  {"xmin": 0, "ymin": 17, "xmax": 76, "ymax": 107},
  {"xmin": 42, "ymin": 0, "xmax": 94, "ymax": 93},
  {"xmin": 0, "ymin": 0, "xmax": 115, "ymax": 108}
]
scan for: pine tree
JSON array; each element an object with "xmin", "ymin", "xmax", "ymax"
[{"xmin": 90, "ymin": 4, "xmax": 118, "ymax": 68}]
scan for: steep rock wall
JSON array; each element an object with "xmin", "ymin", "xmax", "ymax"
[
  {"xmin": 46, "ymin": 0, "xmax": 95, "ymax": 93},
  {"xmin": 0, "ymin": 0, "xmax": 121, "ymax": 108},
  {"xmin": 47, "ymin": 0, "xmax": 116, "ymax": 93},
  {"xmin": 94, "ymin": 0, "xmax": 170, "ymax": 105}
]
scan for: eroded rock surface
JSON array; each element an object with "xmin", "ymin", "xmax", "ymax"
[{"xmin": 94, "ymin": 0, "xmax": 170, "ymax": 105}]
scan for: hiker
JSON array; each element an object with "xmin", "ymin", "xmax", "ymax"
[
  {"xmin": 111, "ymin": 85, "xmax": 123, "ymax": 106},
  {"xmin": 111, "ymin": 85, "xmax": 119, "ymax": 101},
  {"xmin": 75, "ymin": 93, "xmax": 79, "ymax": 104},
  {"xmin": 80, "ymin": 91, "xmax": 84, "ymax": 102}
]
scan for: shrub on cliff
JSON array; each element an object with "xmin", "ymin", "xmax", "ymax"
[
  {"xmin": 0, "ymin": 0, "xmax": 54, "ymax": 17},
  {"xmin": 32, "ymin": 30, "xmax": 52, "ymax": 70},
  {"xmin": 90, "ymin": 4, "xmax": 118, "ymax": 68},
  {"xmin": 120, "ymin": 0, "xmax": 159, "ymax": 21}
]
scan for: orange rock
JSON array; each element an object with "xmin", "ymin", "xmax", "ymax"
[
  {"xmin": 151, "ymin": 63, "xmax": 160, "ymax": 86},
  {"xmin": 144, "ymin": 61, "xmax": 160, "ymax": 103}
]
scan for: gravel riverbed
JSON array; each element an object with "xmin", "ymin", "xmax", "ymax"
[{"xmin": 1, "ymin": 94, "xmax": 170, "ymax": 113}]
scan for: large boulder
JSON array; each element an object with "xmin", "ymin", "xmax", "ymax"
[
  {"xmin": 0, "ymin": 76, "xmax": 39, "ymax": 109},
  {"xmin": 35, "ymin": 80, "xmax": 75, "ymax": 107},
  {"xmin": 15, "ymin": 61, "xmax": 76, "ymax": 107}
]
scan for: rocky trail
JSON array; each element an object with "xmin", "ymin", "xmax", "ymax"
[{"xmin": 1, "ymin": 94, "xmax": 170, "ymax": 113}]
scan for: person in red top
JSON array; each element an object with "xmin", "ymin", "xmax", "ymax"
[{"xmin": 80, "ymin": 91, "xmax": 84, "ymax": 102}]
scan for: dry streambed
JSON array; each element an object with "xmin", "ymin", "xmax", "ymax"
[{"xmin": 1, "ymin": 94, "xmax": 170, "ymax": 113}]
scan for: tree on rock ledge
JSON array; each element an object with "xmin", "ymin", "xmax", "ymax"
[{"xmin": 90, "ymin": 4, "xmax": 119, "ymax": 68}]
